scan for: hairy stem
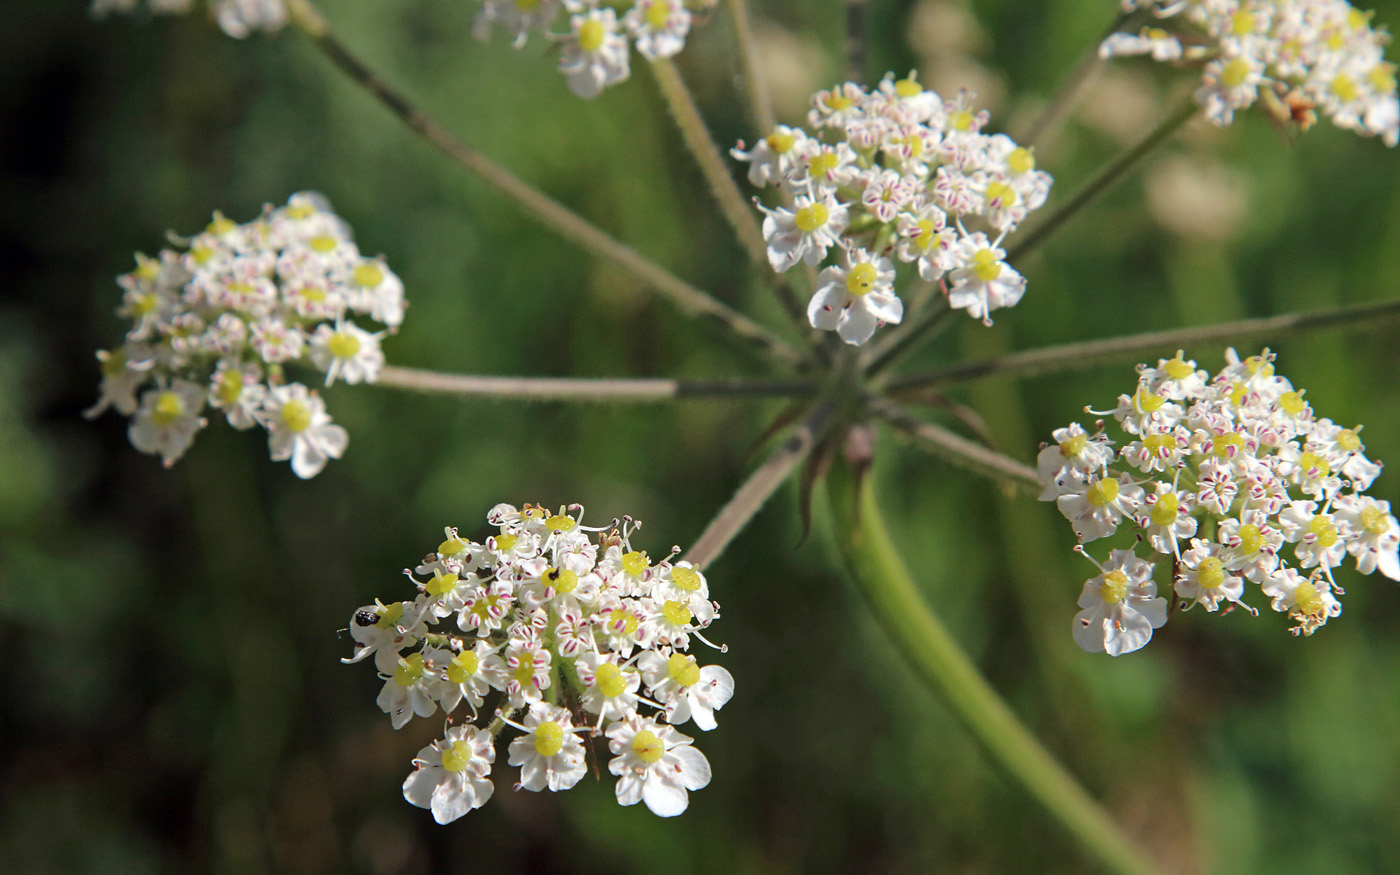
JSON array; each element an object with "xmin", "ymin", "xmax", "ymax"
[
  {"xmin": 861, "ymin": 294, "xmax": 953, "ymax": 376},
  {"xmin": 284, "ymin": 0, "xmax": 805, "ymax": 371},
  {"xmin": 826, "ymin": 461, "xmax": 1161, "ymax": 875},
  {"xmin": 724, "ymin": 0, "xmax": 775, "ymax": 135},
  {"xmin": 374, "ymin": 365, "xmax": 817, "ymax": 403},
  {"xmin": 868, "ymin": 398, "xmax": 1040, "ymax": 492},
  {"xmin": 648, "ymin": 58, "xmax": 769, "ymax": 268},
  {"xmin": 886, "ymin": 298, "xmax": 1400, "ymax": 392},
  {"xmin": 1006, "ymin": 96, "xmax": 1199, "ymax": 263},
  {"xmin": 684, "ymin": 401, "xmax": 837, "ymax": 569}
]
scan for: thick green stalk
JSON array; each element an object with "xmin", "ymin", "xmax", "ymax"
[
  {"xmin": 826, "ymin": 461, "xmax": 1161, "ymax": 875},
  {"xmin": 1007, "ymin": 97, "xmax": 1199, "ymax": 263},
  {"xmin": 284, "ymin": 0, "xmax": 805, "ymax": 372}
]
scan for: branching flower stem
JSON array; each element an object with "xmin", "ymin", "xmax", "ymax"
[
  {"xmin": 724, "ymin": 0, "xmax": 775, "ymax": 135},
  {"xmin": 283, "ymin": 0, "xmax": 806, "ymax": 372},
  {"xmin": 885, "ymin": 298, "xmax": 1400, "ymax": 392},
  {"xmin": 867, "ymin": 398, "xmax": 1040, "ymax": 493},
  {"xmin": 1006, "ymin": 96, "xmax": 1200, "ymax": 263},
  {"xmin": 684, "ymin": 400, "xmax": 838, "ymax": 570},
  {"xmin": 374, "ymin": 365, "xmax": 817, "ymax": 403},
  {"xmin": 826, "ymin": 459, "xmax": 1162, "ymax": 875}
]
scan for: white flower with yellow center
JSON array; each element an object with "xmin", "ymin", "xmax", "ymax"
[
  {"xmin": 1279, "ymin": 499, "xmax": 1349, "ymax": 570},
  {"xmin": 472, "ymin": 0, "xmax": 562, "ymax": 47},
  {"xmin": 1333, "ymin": 495, "xmax": 1400, "ymax": 580},
  {"xmin": 1137, "ymin": 482, "xmax": 1198, "ymax": 555},
  {"xmin": 558, "ymin": 5, "xmax": 630, "ymax": 99},
  {"xmin": 624, "ymin": 0, "xmax": 690, "ymax": 60},
  {"xmin": 344, "ymin": 600, "xmax": 425, "ymax": 673},
  {"xmin": 309, "ymin": 321, "xmax": 385, "ymax": 387},
  {"xmin": 260, "ymin": 382, "xmax": 348, "ymax": 479},
  {"xmin": 207, "ymin": 360, "xmax": 265, "ymax": 430},
  {"xmin": 1056, "ymin": 472, "xmax": 1144, "ymax": 542},
  {"xmin": 759, "ymin": 193, "xmax": 849, "ymax": 272},
  {"xmin": 606, "ymin": 713, "xmax": 712, "ymax": 817},
  {"xmin": 637, "ymin": 651, "xmax": 734, "ymax": 731},
  {"xmin": 128, "ymin": 380, "xmax": 208, "ymax": 468},
  {"xmin": 946, "ymin": 233, "xmax": 1026, "ymax": 325},
  {"xmin": 376, "ymin": 651, "xmax": 440, "ymax": 730},
  {"xmin": 503, "ymin": 640, "xmax": 552, "ymax": 708},
  {"xmin": 1037, "ymin": 422, "xmax": 1115, "ymax": 499},
  {"xmin": 507, "ymin": 704, "xmax": 588, "ymax": 792},
  {"xmin": 85, "ymin": 343, "xmax": 154, "ymax": 419},
  {"xmin": 1261, "ymin": 568, "xmax": 1342, "ymax": 636},
  {"xmin": 1072, "ymin": 549, "xmax": 1167, "ymax": 656},
  {"xmin": 1175, "ymin": 539, "xmax": 1248, "ymax": 612},
  {"xmin": 807, "ymin": 249, "xmax": 902, "ymax": 346},
  {"xmin": 402, "ymin": 725, "xmax": 496, "ymax": 824},
  {"xmin": 575, "ymin": 651, "xmax": 643, "ymax": 725},
  {"xmin": 730, "ymin": 125, "xmax": 812, "ymax": 188},
  {"xmin": 343, "ymin": 257, "xmax": 405, "ymax": 328},
  {"xmin": 433, "ymin": 641, "xmax": 506, "ymax": 714}
]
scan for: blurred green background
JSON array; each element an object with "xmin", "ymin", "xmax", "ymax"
[{"xmin": 3, "ymin": 1, "xmax": 1399, "ymax": 872}]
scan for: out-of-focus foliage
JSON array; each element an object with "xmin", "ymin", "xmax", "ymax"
[{"xmin": 2, "ymin": 1, "xmax": 1398, "ymax": 872}]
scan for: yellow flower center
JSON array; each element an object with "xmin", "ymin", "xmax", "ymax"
[
  {"xmin": 827, "ymin": 94, "xmax": 853, "ymax": 111},
  {"xmin": 1007, "ymin": 146, "xmax": 1035, "ymax": 175},
  {"xmin": 1230, "ymin": 11, "xmax": 1255, "ymax": 35},
  {"xmin": 1150, "ymin": 493, "xmax": 1179, "ymax": 527},
  {"xmin": 1099, "ymin": 569, "xmax": 1129, "ymax": 605},
  {"xmin": 285, "ymin": 204, "xmax": 315, "ymax": 220},
  {"xmin": 578, "ymin": 17, "xmax": 606, "ymax": 52},
  {"xmin": 808, "ymin": 152, "xmax": 839, "ymax": 179},
  {"xmin": 374, "ymin": 602, "xmax": 404, "ymax": 629},
  {"xmin": 1144, "ymin": 433, "xmax": 1175, "ymax": 456},
  {"xmin": 894, "ymin": 75, "xmax": 922, "ymax": 98},
  {"xmin": 440, "ymin": 740, "xmax": 472, "ymax": 772},
  {"xmin": 353, "ymin": 263, "xmax": 384, "ymax": 289},
  {"xmin": 1277, "ymin": 390, "xmax": 1307, "ymax": 417},
  {"xmin": 1298, "ymin": 451, "xmax": 1330, "ymax": 478},
  {"xmin": 670, "ymin": 566, "xmax": 702, "ymax": 592},
  {"xmin": 795, "ymin": 203, "xmax": 830, "ymax": 233},
  {"xmin": 309, "ymin": 235, "xmax": 339, "ymax": 253},
  {"xmin": 280, "ymin": 399, "xmax": 312, "ymax": 433},
  {"xmin": 217, "ymin": 370, "xmax": 244, "ymax": 406},
  {"xmin": 1087, "ymin": 477, "xmax": 1120, "ymax": 508},
  {"xmin": 394, "ymin": 653, "xmax": 425, "ymax": 686},
  {"xmin": 1197, "ymin": 557, "xmax": 1226, "ymax": 590},
  {"xmin": 667, "ymin": 653, "xmax": 701, "ymax": 687},
  {"xmin": 1236, "ymin": 523, "xmax": 1263, "ymax": 555},
  {"xmin": 608, "ymin": 608, "xmax": 639, "ymax": 635},
  {"xmin": 1360, "ymin": 505, "xmax": 1389, "ymax": 535},
  {"xmin": 1059, "ymin": 433, "xmax": 1088, "ymax": 458},
  {"xmin": 151, "ymin": 391, "xmax": 183, "ymax": 427},
  {"xmin": 645, "ymin": 2, "xmax": 670, "ymax": 30},
  {"xmin": 546, "ymin": 566, "xmax": 579, "ymax": 594},
  {"xmin": 1221, "ymin": 58, "xmax": 1252, "ymax": 89},
  {"xmin": 595, "ymin": 662, "xmax": 627, "ymax": 698},
  {"xmin": 621, "ymin": 551, "xmax": 649, "ymax": 576},
  {"xmin": 1134, "ymin": 389, "xmax": 1166, "ymax": 413},
  {"xmin": 447, "ymin": 650, "xmax": 478, "ymax": 684},
  {"xmin": 631, "ymin": 729, "xmax": 665, "ymax": 764},
  {"xmin": 662, "ymin": 599, "xmax": 692, "ymax": 626},
  {"xmin": 1309, "ymin": 515, "xmax": 1339, "ymax": 548},
  {"xmin": 1337, "ymin": 429, "xmax": 1361, "ymax": 452},
  {"xmin": 1294, "ymin": 580, "xmax": 1325, "ymax": 616},
  {"xmin": 1164, "ymin": 356, "xmax": 1194, "ymax": 381},
  {"xmin": 985, "ymin": 180, "xmax": 1015, "ymax": 206},
  {"xmin": 765, "ymin": 131, "xmax": 796, "ymax": 153},
  {"xmin": 914, "ymin": 219, "xmax": 939, "ymax": 252},
  {"xmin": 534, "ymin": 721, "xmax": 565, "ymax": 757},
  {"xmin": 495, "ymin": 533, "xmax": 519, "ymax": 553},
  {"xmin": 845, "ymin": 262, "xmax": 879, "ymax": 296},
  {"xmin": 206, "ymin": 214, "xmax": 236, "ymax": 236},
  {"xmin": 133, "ymin": 292, "xmax": 158, "ymax": 316},
  {"xmin": 1368, "ymin": 63, "xmax": 1398, "ymax": 95},
  {"xmin": 514, "ymin": 660, "xmax": 537, "ymax": 687},
  {"xmin": 328, "ymin": 330, "xmax": 361, "ymax": 360},
  {"xmin": 427, "ymin": 572, "xmax": 459, "ymax": 597},
  {"xmin": 950, "ymin": 109, "xmax": 974, "ymax": 131},
  {"xmin": 439, "ymin": 535, "xmax": 470, "ymax": 555},
  {"xmin": 544, "ymin": 514, "xmax": 576, "ymax": 532},
  {"xmin": 971, "ymin": 248, "xmax": 1001, "ymax": 282},
  {"xmin": 1212, "ymin": 432, "xmax": 1243, "ymax": 458}
]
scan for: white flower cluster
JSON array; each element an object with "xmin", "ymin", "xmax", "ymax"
[
  {"xmin": 472, "ymin": 0, "xmax": 710, "ymax": 99},
  {"xmin": 1104, "ymin": 0, "xmax": 1399, "ymax": 145},
  {"xmin": 1039, "ymin": 349, "xmax": 1399, "ymax": 656},
  {"xmin": 90, "ymin": 0, "xmax": 287, "ymax": 39},
  {"xmin": 87, "ymin": 192, "xmax": 403, "ymax": 478},
  {"xmin": 344, "ymin": 503, "xmax": 733, "ymax": 822},
  {"xmin": 731, "ymin": 74, "xmax": 1054, "ymax": 345}
]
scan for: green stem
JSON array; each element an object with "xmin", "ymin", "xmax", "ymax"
[
  {"xmin": 826, "ymin": 460, "xmax": 1161, "ymax": 875},
  {"xmin": 683, "ymin": 400, "xmax": 837, "ymax": 570},
  {"xmin": 886, "ymin": 298, "xmax": 1400, "ymax": 392},
  {"xmin": 861, "ymin": 294, "xmax": 952, "ymax": 376},
  {"xmin": 1006, "ymin": 96, "xmax": 1199, "ymax": 263},
  {"xmin": 285, "ymin": 0, "xmax": 806, "ymax": 372},
  {"xmin": 374, "ymin": 365, "xmax": 817, "ymax": 403},
  {"xmin": 648, "ymin": 57, "xmax": 769, "ymax": 269},
  {"xmin": 868, "ymin": 398, "xmax": 1040, "ymax": 492},
  {"xmin": 1019, "ymin": 11, "xmax": 1132, "ymax": 148},
  {"xmin": 724, "ymin": 0, "xmax": 775, "ymax": 135}
]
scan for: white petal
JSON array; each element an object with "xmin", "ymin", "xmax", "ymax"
[
  {"xmin": 670, "ymin": 745, "xmax": 711, "ymax": 791},
  {"xmin": 641, "ymin": 775, "xmax": 690, "ymax": 817},
  {"xmin": 837, "ymin": 305, "xmax": 879, "ymax": 345}
]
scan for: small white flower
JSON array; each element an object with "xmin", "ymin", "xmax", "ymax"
[
  {"xmin": 507, "ymin": 704, "xmax": 588, "ymax": 792},
  {"xmin": 260, "ymin": 383, "xmax": 348, "ymax": 479},
  {"xmin": 376, "ymin": 652, "xmax": 440, "ymax": 729},
  {"xmin": 759, "ymin": 193, "xmax": 849, "ymax": 272},
  {"xmin": 806, "ymin": 249, "xmax": 903, "ymax": 345},
  {"xmin": 1072, "ymin": 549, "xmax": 1167, "ymax": 656},
  {"xmin": 946, "ymin": 234, "xmax": 1026, "ymax": 325},
  {"xmin": 558, "ymin": 6, "xmax": 631, "ymax": 99},
  {"xmin": 606, "ymin": 713, "xmax": 712, "ymax": 817},
  {"xmin": 309, "ymin": 321, "xmax": 385, "ymax": 386},
  {"xmin": 1175, "ymin": 539, "xmax": 1247, "ymax": 612},
  {"xmin": 402, "ymin": 725, "xmax": 496, "ymax": 824},
  {"xmin": 128, "ymin": 380, "xmax": 207, "ymax": 467},
  {"xmin": 637, "ymin": 651, "xmax": 734, "ymax": 730},
  {"xmin": 623, "ymin": 0, "xmax": 690, "ymax": 61}
]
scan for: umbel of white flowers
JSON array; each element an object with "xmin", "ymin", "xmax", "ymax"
[
  {"xmin": 344, "ymin": 503, "xmax": 733, "ymax": 822},
  {"xmin": 87, "ymin": 192, "xmax": 403, "ymax": 478},
  {"xmin": 733, "ymin": 72, "xmax": 1053, "ymax": 345},
  {"xmin": 1040, "ymin": 349, "xmax": 1400, "ymax": 656}
]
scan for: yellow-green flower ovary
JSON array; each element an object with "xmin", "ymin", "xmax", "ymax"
[{"xmin": 534, "ymin": 721, "xmax": 564, "ymax": 757}]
